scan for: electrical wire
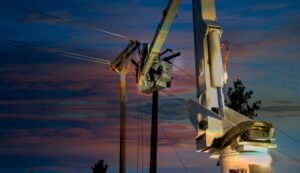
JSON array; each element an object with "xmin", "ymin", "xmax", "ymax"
[
  {"xmin": 171, "ymin": 63, "xmax": 196, "ymax": 82},
  {"xmin": 0, "ymin": 39, "xmax": 110, "ymax": 65},
  {"xmin": 136, "ymin": 93, "xmax": 141, "ymax": 173},
  {"xmin": 2, "ymin": 2, "xmax": 135, "ymax": 41},
  {"xmin": 160, "ymin": 125, "xmax": 190, "ymax": 173},
  {"xmin": 257, "ymin": 117, "xmax": 300, "ymax": 146},
  {"xmin": 141, "ymin": 94, "xmax": 145, "ymax": 173}
]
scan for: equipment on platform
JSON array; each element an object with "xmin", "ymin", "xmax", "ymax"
[
  {"xmin": 138, "ymin": 0, "xmax": 181, "ymax": 94},
  {"xmin": 139, "ymin": 59, "xmax": 173, "ymax": 94}
]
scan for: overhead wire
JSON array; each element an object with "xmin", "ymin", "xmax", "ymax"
[
  {"xmin": 257, "ymin": 117, "xmax": 300, "ymax": 146},
  {"xmin": 128, "ymin": 61, "xmax": 145, "ymax": 173},
  {"xmin": 128, "ymin": 68, "xmax": 190, "ymax": 173},
  {"xmin": 1, "ymin": 2, "xmax": 135, "ymax": 41},
  {"xmin": 0, "ymin": 39, "xmax": 110, "ymax": 65},
  {"xmin": 136, "ymin": 91, "xmax": 141, "ymax": 173},
  {"xmin": 141, "ymin": 94, "xmax": 145, "ymax": 173},
  {"xmin": 160, "ymin": 125, "xmax": 190, "ymax": 173},
  {"xmin": 131, "ymin": 87, "xmax": 190, "ymax": 173},
  {"xmin": 171, "ymin": 62, "xmax": 196, "ymax": 82}
]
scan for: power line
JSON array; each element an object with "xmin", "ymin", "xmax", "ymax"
[
  {"xmin": 140, "ymin": 94, "xmax": 145, "ymax": 173},
  {"xmin": 257, "ymin": 117, "xmax": 300, "ymax": 146},
  {"xmin": 275, "ymin": 127, "xmax": 300, "ymax": 145},
  {"xmin": 2, "ymin": 2, "xmax": 135, "ymax": 41},
  {"xmin": 0, "ymin": 39, "xmax": 110, "ymax": 65},
  {"xmin": 171, "ymin": 63, "xmax": 196, "ymax": 82},
  {"xmin": 136, "ymin": 88, "xmax": 190, "ymax": 173},
  {"xmin": 136, "ymin": 93, "xmax": 141, "ymax": 173},
  {"xmin": 160, "ymin": 125, "xmax": 189, "ymax": 173}
]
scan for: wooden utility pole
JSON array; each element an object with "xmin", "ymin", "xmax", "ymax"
[
  {"xmin": 109, "ymin": 41, "xmax": 140, "ymax": 173},
  {"xmin": 150, "ymin": 91, "xmax": 159, "ymax": 173},
  {"xmin": 119, "ymin": 54, "xmax": 127, "ymax": 173}
]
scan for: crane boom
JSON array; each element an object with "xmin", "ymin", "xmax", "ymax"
[
  {"xmin": 139, "ymin": 0, "xmax": 181, "ymax": 92},
  {"xmin": 190, "ymin": 1, "xmax": 276, "ymax": 173}
]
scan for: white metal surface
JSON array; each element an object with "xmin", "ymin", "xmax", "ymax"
[
  {"xmin": 139, "ymin": 0, "xmax": 181, "ymax": 92},
  {"xmin": 191, "ymin": 1, "xmax": 276, "ymax": 173}
]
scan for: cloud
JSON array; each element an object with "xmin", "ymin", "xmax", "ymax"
[
  {"xmin": 222, "ymin": 20, "xmax": 300, "ymax": 60},
  {"xmin": 0, "ymin": 116, "xmax": 218, "ymax": 173},
  {"xmin": 20, "ymin": 10, "xmax": 69, "ymax": 24},
  {"xmin": 260, "ymin": 105, "xmax": 300, "ymax": 113},
  {"xmin": 252, "ymin": 3, "xmax": 290, "ymax": 11}
]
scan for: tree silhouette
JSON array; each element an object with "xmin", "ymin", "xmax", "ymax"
[
  {"xmin": 91, "ymin": 160, "xmax": 108, "ymax": 173},
  {"xmin": 225, "ymin": 79, "xmax": 261, "ymax": 119}
]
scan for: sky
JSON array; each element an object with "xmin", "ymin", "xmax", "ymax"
[{"xmin": 0, "ymin": 0, "xmax": 300, "ymax": 173}]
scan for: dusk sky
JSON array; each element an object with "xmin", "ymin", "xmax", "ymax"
[{"xmin": 0, "ymin": 0, "xmax": 300, "ymax": 173}]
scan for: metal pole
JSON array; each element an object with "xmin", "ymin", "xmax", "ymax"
[
  {"xmin": 150, "ymin": 91, "xmax": 159, "ymax": 173},
  {"xmin": 119, "ymin": 57, "xmax": 126, "ymax": 173},
  {"xmin": 217, "ymin": 87, "xmax": 224, "ymax": 117}
]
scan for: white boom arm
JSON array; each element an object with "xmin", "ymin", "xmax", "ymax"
[
  {"xmin": 191, "ymin": 1, "xmax": 276, "ymax": 173},
  {"xmin": 139, "ymin": 0, "xmax": 181, "ymax": 93}
]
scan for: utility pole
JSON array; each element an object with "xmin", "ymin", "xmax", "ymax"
[
  {"xmin": 119, "ymin": 54, "xmax": 127, "ymax": 173},
  {"xmin": 109, "ymin": 41, "xmax": 141, "ymax": 173},
  {"xmin": 149, "ymin": 91, "xmax": 159, "ymax": 173}
]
